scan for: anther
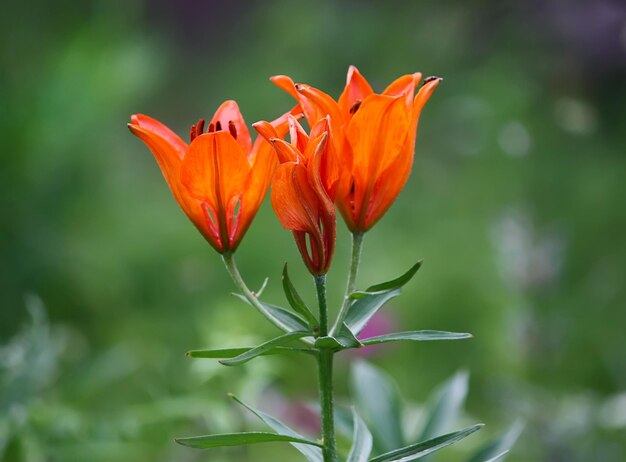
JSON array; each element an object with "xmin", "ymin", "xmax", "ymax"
[
  {"xmin": 215, "ymin": 120, "xmax": 222, "ymax": 132},
  {"xmin": 228, "ymin": 120, "xmax": 238, "ymax": 139},
  {"xmin": 208, "ymin": 123, "xmax": 215, "ymax": 133},
  {"xmin": 349, "ymin": 100, "xmax": 362, "ymax": 115},
  {"xmin": 196, "ymin": 118, "xmax": 205, "ymax": 135},
  {"xmin": 189, "ymin": 118, "xmax": 206, "ymax": 142},
  {"xmin": 423, "ymin": 76, "xmax": 441, "ymax": 85}
]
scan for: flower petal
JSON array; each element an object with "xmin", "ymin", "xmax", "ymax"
[
  {"xmin": 413, "ymin": 77, "xmax": 442, "ymax": 128},
  {"xmin": 295, "ymin": 83, "xmax": 343, "ymax": 127},
  {"xmin": 271, "ymin": 75, "xmax": 320, "ymax": 124},
  {"xmin": 347, "ymin": 94, "xmax": 411, "ymax": 188},
  {"xmin": 210, "ymin": 100, "xmax": 253, "ymax": 156},
  {"xmin": 271, "ymin": 163, "xmax": 320, "ymax": 233},
  {"xmin": 288, "ymin": 115, "xmax": 309, "ymax": 153},
  {"xmin": 181, "ymin": 131, "xmax": 251, "ymax": 250},
  {"xmin": 233, "ymin": 142, "xmax": 277, "ymax": 250},
  {"xmin": 128, "ymin": 120, "xmax": 184, "ymax": 197},
  {"xmin": 338, "ymin": 65, "xmax": 374, "ymax": 119},
  {"xmin": 130, "ymin": 114, "xmax": 187, "ymax": 159},
  {"xmin": 270, "ymin": 138, "xmax": 301, "ymax": 163},
  {"xmin": 345, "ymin": 94, "xmax": 411, "ymax": 228},
  {"xmin": 383, "ymin": 72, "xmax": 422, "ymax": 106},
  {"xmin": 250, "ymin": 106, "xmax": 302, "ymax": 163}
]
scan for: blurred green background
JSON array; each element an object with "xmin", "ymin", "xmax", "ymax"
[{"xmin": 2, "ymin": 0, "xmax": 625, "ymax": 460}]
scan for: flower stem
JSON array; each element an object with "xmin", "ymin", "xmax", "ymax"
[
  {"xmin": 331, "ymin": 231, "xmax": 365, "ymax": 334},
  {"xmin": 314, "ymin": 275, "xmax": 337, "ymax": 462},
  {"xmin": 221, "ymin": 252, "xmax": 287, "ymax": 333}
]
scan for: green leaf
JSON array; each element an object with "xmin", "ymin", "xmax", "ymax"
[
  {"xmin": 344, "ymin": 289, "xmax": 401, "ymax": 335},
  {"xmin": 282, "ymin": 263, "xmax": 319, "ymax": 328},
  {"xmin": 465, "ymin": 421, "xmax": 523, "ymax": 462},
  {"xmin": 361, "ymin": 330, "xmax": 472, "ymax": 346},
  {"xmin": 219, "ymin": 331, "xmax": 310, "ymax": 366},
  {"xmin": 347, "ymin": 408, "xmax": 373, "ymax": 462},
  {"xmin": 419, "ymin": 370, "xmax": 469, "ymax": 442},
  {"xmin": 230, "ymin": 394, "xmax": 324, "ymax": 462},
  {"xmin": 315, "ymin": 323, "xmax": 362, "ymax": 350},
  {"xmin": 480, "ymin": 451, "xmax": 510, "ymax": 462},
  {"xmin": 175, "ymin": 431, "xmax": 322, "ymax": 449},
  {"xmin": 369, "ymin": 424, "xmax": 483, "ymax": 462},
  {"xmin": 233, "ymin": 293, "xmax": 310, "ymax": 333},
  {"xmin": 366, "ymin": 260, "xmax": 423, "ymax": 292},
  {"xmin": 187, "ymin": 346, "xmax": 314, "ymax": 359},
  {"xmin": 345, "ymin": 261, "xmax": 423, "ymax": 334},
  {"xmin": 351, "ymin": 361, "xmax": 404, "ymax": 453}
]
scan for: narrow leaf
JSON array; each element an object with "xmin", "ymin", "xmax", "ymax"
[
  {"xmin": 337, "ymin": 322, "xmax": 363, "ymax": 347},
  {"xmin": 344, "ymin": 289, "xmax": 401, "ymax": 335},
  {"xmin": 480, "ymin": 451, "xmax": 509, "ymax": 462},
  {"xmin": 220, "ymin": 331, "xmax": 309, "ymax": 366},
  {"xmin": 347, "ymin": 408, "xmax": 373, "ymax": 462},
  {"xmin": 361, "ymin": 331, "xmax": 472, "ymax": 346},
  {"xmin": 187, "ymin": 346, "xmax": 314, "ymax": 359},
  {"xmin": 419, "ymin": 371, "xmax": 469, "ymax": 442},
  {"xmin": 351, "ymin": 361, "xmax": 404, "ymax": 453},
  {"xmin": 282, "ymin": 263, "xmax": 319, "ymax": 327},
  {"xmin": 233, "ymin": 293, "xmax": 310, "ymax": 333},
  {"xmin": 366, "ymin": 260, "xmax": 423, "ymax": 293},
  {"xmin": 256, "ymin": 277, "xmax": 269, "ymax": 297},
  {"xmin": 369, "ymin": 424, "xmax": 483, "ymax": 462},
  {"xmin": 315, "ymin": 324, "xmax": 362, "ymax": 350},
  {"xmin": 230, "ymin": 394, "xmax": 324, "ymax": 462},
  {"xmin": 175, "ymin": 431, "xmax": 321, "ymax": 449},
  {"xmin": 466, "ymin": 421, "xmax": 523, "ymax": 462}
]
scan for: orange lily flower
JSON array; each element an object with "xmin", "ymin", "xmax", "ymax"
[
  {"xmin": 128, "ymin": 101, "xmax": 296, "ymax": 253},
  {"xmin": 254, "ymin": 116, "xmax": 336, "ymax": 275},
  {"xmin": 271, "ymin": 66, "xmax": 441, "ymax": 232}
]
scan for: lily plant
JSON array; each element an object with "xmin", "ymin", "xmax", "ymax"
[{"xmin": 128, "ymin": 67, "xmax": 515, "ymax": 462}]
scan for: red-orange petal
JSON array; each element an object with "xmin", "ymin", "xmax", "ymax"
[
  {"xmin": 294, "ymin": 84, "xmax": 343, "ymax": 128},
  {"xmin": 130, "ymin": 114, "xmax": 187, "ymax": 159},
  {"xmin": 128, "ymin": 121, "xmax": 184, "ymax": 199},
  {"xmin": 250, "ymin": 106, "xmax": 303, "ymax": 163},
  {"xmin": 288, "ymin": 115, "xmax": 309, "ymax": 153},
  {"xmin": 210, "ymin": 100, "xmax": 253, "ymax": 156},
  {"xmin": 271, "ymin": 162, "xmax": 320, "ymax": 233},
  {"xmin": 271, "ymin": 75, "xmax": 320, "ymax": 124},
  {"xmin": 181, "ymin": 131, "xmax": 251, "ymax": 250},
  {"xmin": 233, "ymin": 142, "xmax": 277, "ymax": 249},
  {"xmin": 383, "ymin": 72, "xmax": 422, "ymax": 106},
  {"xmin": 270, "ymin": 138, "xmax": 301, "ymax": 164},
  {"xmin": 338, "ymin": 65, "xmax": 374, "ymax": 119},
  {"xmin": 347, "ymin": 94, "xmax": 411, "ymax": 188}
]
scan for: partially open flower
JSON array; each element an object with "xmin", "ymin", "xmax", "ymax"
[
  {"xmin": 254, "ymin": 116, "xmax": 336, "ymax": 275},
  {"xmin": 271, "ymin": 67, "xmax": 441, "ymax": 232},
  {"xmin": 128, "ymin": 101, "xmax": 297, "ymax": 253}
]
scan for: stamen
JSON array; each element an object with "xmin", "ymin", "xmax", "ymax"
[
  {"xmin": 189, "ymin": 118, "xmax": 207, "ymax": 142},
  {"xmin": 228, "ymin": 120, "xmax": 238, "ymax": 139},
  {"xmin": 208, "ymin": 122, "xmax": 215, "ymax": 133},
  {"xmin": 215, "ymin": 120, "xmax": 222, "ymax": 132},
  {"xmin": 423, "ymin": 76, "xmax": 441, "ymax": 85},
  {"xmin": 349, "ymin": 100, "xmax": 362, "ymax": 115},
  {"xmin": 196, "ymin": 118, "xmax": 205, "ymax": 135}
]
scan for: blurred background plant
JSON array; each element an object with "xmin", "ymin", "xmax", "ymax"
[{"xmin": 1, "ymin": 0, "xmax": 625, "ymax": 460}]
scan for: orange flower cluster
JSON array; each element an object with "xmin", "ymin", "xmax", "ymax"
[{"xmin": 129, "ymin": 67, "xmax": 440, "ymax": 274}]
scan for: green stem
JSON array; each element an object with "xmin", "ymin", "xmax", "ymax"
[
  {"xmin": 221, "ymin": 252, "xmax": 287, "ymax": 333},
  {"xmin": 331, "ymin": 231, "xmax": 365, "ymax": 334},
  {"xmin": 314, "ymin": 275, "xmax": 336, "ymax": 462}
]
